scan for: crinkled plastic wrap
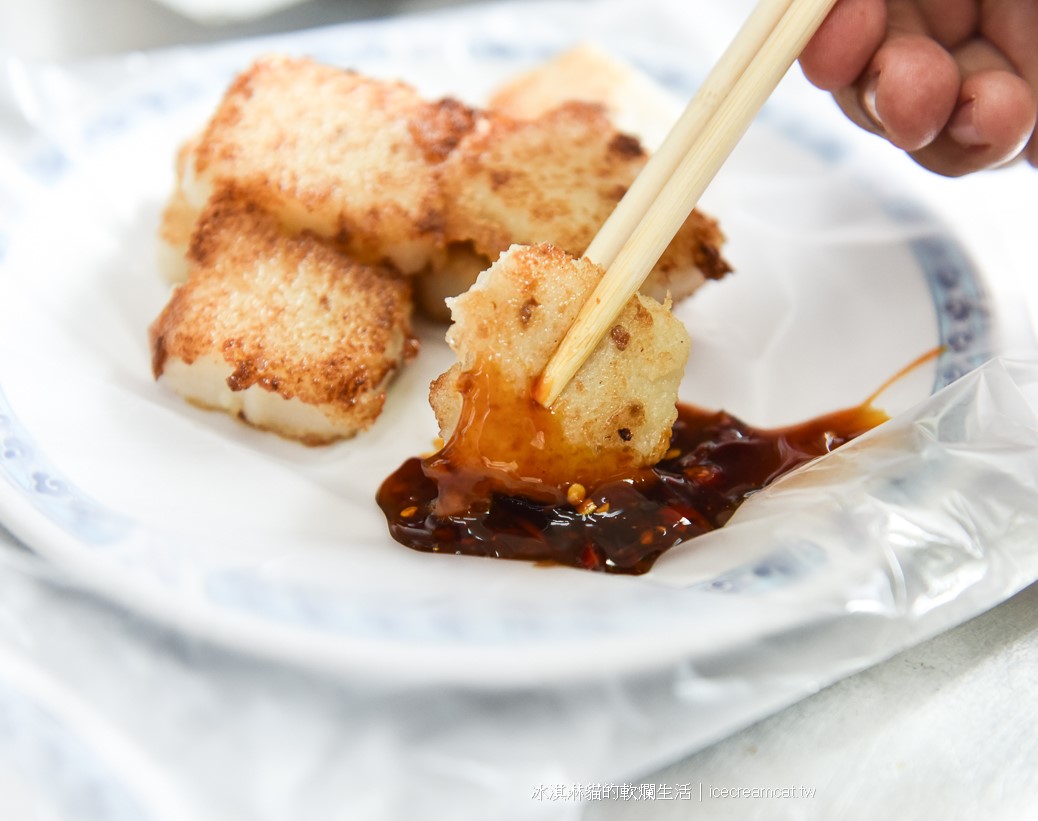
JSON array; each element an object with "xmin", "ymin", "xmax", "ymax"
[
  {"xmin": 0, "ymin": 357, "xmax": 1036, "ymax": 820},
  {"xmin": 0, "ymin": 3, "xmax": 1037, "ymax": 819}
]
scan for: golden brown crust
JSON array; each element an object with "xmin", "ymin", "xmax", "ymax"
[
  {"xmin": 187, "ymin": 56, "xmax": 476, "ymax": 274},
  {"xmin": 150, "ymin": 189, "xmax": 414, "ymax": 440},
  {"xmin": 433, "ymin": 101, "xmax": 730, "ymax": 313},
  {"xmin": 409, "ymin": 98, "xmax": 480, "ymax": 163},
  {"xmin": 440, "ymin": 102, "xmax": 644, "ymax": 259}
]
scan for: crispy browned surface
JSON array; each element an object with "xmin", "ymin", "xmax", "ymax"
[
  {"xmin": 186, "ymin": 56, "xmax": 477, "ymax": 274},
  {"xmin": 409, "ymin": 98, "xmax": 479, "ymax": 163},
  {"xmin": 166, "ymin": 55, "xmax": 729, "ymax": 319},
  {"xmin": 150, "ymin": 190, "xmax": 414, "ymax": 442},
  {"xmin": 433, "ymin": 102, "xmax": 730, "ymax": 313},
  {"xmin": 430, "ymin": 243, "xmax": 689, "ymax": 479},
  {"xmin": 441, "ymin": 102, "xmax": 645, "ymax": 259}
]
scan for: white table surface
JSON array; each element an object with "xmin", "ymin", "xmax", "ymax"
[{"xmin": 0, "ymin": 1, "xmax": 1036, "ymax": 820}]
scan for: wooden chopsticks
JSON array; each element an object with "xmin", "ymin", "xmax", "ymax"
[{"xmin": 534, "ymin": 0, "xmax": 839, "ymax": 407}]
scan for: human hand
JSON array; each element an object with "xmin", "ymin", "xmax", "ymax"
[{"xmin": 799, "ymin": 0, "xmax": 1038, "ymax": 175}]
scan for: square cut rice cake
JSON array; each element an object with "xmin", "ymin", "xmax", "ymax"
[
  {"xmin": 413, "ymin": 47, "xmax": 731, "ymax": 320},
  {"xmin": 149, "ymin": 190, "xmax": 415, "ymax": 445},
  {"xmin": 421, "ymin": 99, "xmax": 728, "ymax": 321},
  {"xmin": 176, "ymin": 54, "xmax": 477, "ymax": 277},
  {"xmin": 160, "ymin": 53, "xmax": 729, "ymax": 313},
  {"xmin": 430, "ymin": 243, "xmax": 691, "ymax": 487}
]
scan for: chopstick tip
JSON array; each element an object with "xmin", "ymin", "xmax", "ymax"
[{"xmin": 532, "ymin": 372, "xmax": 556, "ymax": 408}]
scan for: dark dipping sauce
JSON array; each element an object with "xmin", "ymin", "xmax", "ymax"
[{"xmin": 377, "ymin": 401, "xmax": 887, "ymax": 575}]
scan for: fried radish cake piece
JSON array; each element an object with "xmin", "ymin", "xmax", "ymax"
[
  {"xmin": 150, "ymin": 192, "xmax": 415, "ymax": 444},
  {"xmin": 488, "ymin": 44, "xmax": 683, "ymax": 151},
  {"xmin": 426, "ymin": 103, "xmax": 729, "ymax": 320},
  {"xmin": 441, "ymin": 104, "xmax": 645, "ymax": 266},
  {"xmin": 428, "ymin": 243, "xmax": 689, "ymax": 511},
  {"xmin": 181, "ymin": 55, "xmax": 476, "ymax": 274}
]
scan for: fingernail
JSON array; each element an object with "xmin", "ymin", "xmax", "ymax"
[
  {"xmin": 860, "ymin": 75, "xmax": 884, "ymax": 132},
  {"xmin": 949, "ymin": 99, "xmax": 984, "ymax": 146}
]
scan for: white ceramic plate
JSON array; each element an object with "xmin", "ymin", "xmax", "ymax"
[{"xmin": 0, "ymin": 17, "xmax": 997, "ymax": 685}]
